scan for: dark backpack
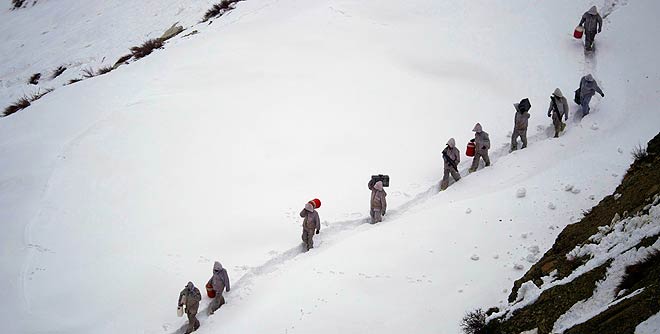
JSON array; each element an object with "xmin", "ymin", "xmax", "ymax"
[
  {"xmin": 518, "ymin": 98, "xmax": 531, "ymax": 113},
  {"xmin": 574, "ymin": 88, "xmax": 581, "ymax": 104},
  {"xmin": 550, "ymin": 96, "xmax": 559, "ymax": 113}
]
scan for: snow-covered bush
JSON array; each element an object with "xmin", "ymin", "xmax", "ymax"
[
  {"xmin": 3, "ymin": 96, "xmax": 30, "ymax": 116},
  {"xmin": 202, "ymin": 0, "xmax": 244, "ymax": 22},
  {"xmin": 51, "ymin": 66, "xmax": 66, "ymax": 79},
  {"xmin": 28, "ymin": 73, "xmax": 41, "ymax": 85},
  {"xmin": 130, "ymin": 39, "xmax": 164, "ymax": 59},
  {"xmin": 632, "ymin": 144, "xmax": 648, "ymax": 161},
  {"xmin": 460, "ymin": 309, "xmax": 487, "ymax": 334},
  {"xmin": 11, "ymin": 0, "xmax": 25, "ymax": 9},
  {"xmin": 96, "ymin": 66, "xmax": 114, "ymax": 76},
  {"xmin": 3, "ymin": 88, "xmax": 53, "ymax": 117},
  {"xmin": 67, "ymin": 78, "xmax": 82, "ymax": 85},
  {"xmin": 81, "ymin": 67, "xmax": 96, "ymax": 78}
]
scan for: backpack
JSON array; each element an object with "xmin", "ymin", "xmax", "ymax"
[
  {"xmin": 518, "ymin": 98, "xmax": 531, "ymax": 113},
  {"xmin": 550, "ymin": 96, "xmax": 560, "ymax": 114},
  {"xmin": 574, "ymin": 88, "xmax": 581, "ymax": 104}
]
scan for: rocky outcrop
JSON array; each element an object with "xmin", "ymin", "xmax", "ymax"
[{"xmin": 480, "ymin": 132, "xmax": 660, "ymax": 334}]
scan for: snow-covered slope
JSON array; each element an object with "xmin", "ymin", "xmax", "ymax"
[
  {"xmin": 1, "ymin": 0, "xmax": 658, "ymax": 333},
  {"xmin": 0, "ymin": 0, "xmax": 219, "ymax": 108}
]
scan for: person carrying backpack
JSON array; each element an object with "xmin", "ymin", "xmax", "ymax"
[
  {"xmin": 578, "ymin": 74, "xmax": 604, "ymax": 117},
  {"xmin": 578, "ymin": 6, "xmax": 603, "ymax": 51},
  {"xmin": 548, "ymin": 88, "xmax": 569, "ymax": 137},
  {"xmin": 300, "ymin": 202, "xmax": 320, "ymax": 251},
  {"xmin": 511, "ymin": 98, "xmax": 531, "ymax": 151},
  {"xmin": 178, "ymin": 282, "xmax": 202, "ymax": 333},
  {"xmin": 207, "ymin": 261, "xmax": 231, "ymax": 315},
  {"xmin": 469, "ymin": 123, "xmax": 491, "ymax": 172},
  {"xmin": 440, "ymin": 138, "xmax": 461, "ymax": 190},
  {"xmin": 368, "ymin": 179, "xmax": 387, "ymax": 224}
]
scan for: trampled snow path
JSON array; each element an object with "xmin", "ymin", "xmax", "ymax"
[{"xmin": 171, "ymin": 121, "xmax": 564, "ymax": 333}]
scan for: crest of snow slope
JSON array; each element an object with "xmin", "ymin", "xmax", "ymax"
[
  {"xmin": 0, "ymin": 0, "xmax": 220, "ymax": 107},
  {"xmin": 0, "ymin": 0, "xmax": 659, "ymax": 333}
]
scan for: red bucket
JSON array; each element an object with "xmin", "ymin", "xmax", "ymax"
[
  {"xmin": 466, "ymin": 142, "xmax": 476, "ymax": 157},
  {"xmin": 206, "ymin": 282, "xmax": 216, "ymax": 298},
  {"xmin": 309, "ymin": 198, "xmax": 321, "ymax": 209},
  {"xmin": 573, "ymin": 26, "xmax": 584, "ymax": 39}
]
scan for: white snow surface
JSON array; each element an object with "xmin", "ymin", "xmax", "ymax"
[
  {"xmin": 1, "ymin": 0, "xmax": 659, "ymax": 333},
  {"xmin": 636, "ymin": 312, "xmax": 660, "ymax": 334}
]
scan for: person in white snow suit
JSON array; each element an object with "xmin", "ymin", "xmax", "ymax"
[
  {"xmin": 469, "ymin": 123, "xmax": 491, "ymax": 172},
  {"xmin": 367, "ymin": 179, "xmax": 387, "ymax": 224},
  {"xmin": 300, "ymin": 202, "xmax": 320, "ymax": 251},
  {"xmin": 440, "ymin": 138, "xmax": 461, "ymax": 190},
  {"xmin": 548, "ymin": 88, "xmax": 569, "ymax": 137},
  {"xmin": 511, "ymin": 98, "xmax": 531, "ymax": 151},
  {"xmin": 578, "ymin": 74, "xmax": 604, "ymax": 117},
  {"xmin": 179, "ymin": 282, "xmax": 202, "ymax": 333},
  {"xmin": 207, "ymin": 261, "xmax": 230, "ymax": 315},
  {"xmin": 579, "ymin": 6, "xmax": 603, "ymax": 51}
]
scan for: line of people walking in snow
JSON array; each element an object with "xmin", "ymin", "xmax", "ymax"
[
  {"xmin": 177, "ymin": 262, "xmax": 230, "ymax": 333},
  {"xmin": 174, "ymin": 5, "xmax": 607, "ymax": 333},
  {"xmin": 440, "ymin": 72, "xmax": 604, "ymax": 191}
]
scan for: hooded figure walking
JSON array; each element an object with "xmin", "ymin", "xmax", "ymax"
[
  {"xmin": 578, "ymin": 74, "xmax": 604, "ymax": 117},
  {"xmin": 207, "ymin": 261, "xmax": 231, "ymax": 315},
  {"xmin": 511, "ymin": 98, "xmax": 531, "ymax": 151},
  {"xmin": 300, "ymin": 202, "xmax": 320, "ymax": 251},
  {"xmin": 578, "ymin": 6, "xmax": 603, "ymax": 51},
  {"xmin": 548, "ymin": 88, "xmax": 569, "ymax": 137},
  {"xmin": 368, "ymin": 179, "xmax": 387, "ymax": 224},
  {"xmin": 178, "ymin": 282, "xmax": 202, "ymax": 333},
  {"xmin": 469, "ymin": 123, "xmax": 491, "ymax": 172},
  {"xmin": 440, "ymin": 138, "xmax": 461, "ymax": 190}
]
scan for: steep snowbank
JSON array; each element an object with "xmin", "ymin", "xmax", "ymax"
[{"xmin": 0, "ymin": 0, "xmax": 659, "ymax": 333}]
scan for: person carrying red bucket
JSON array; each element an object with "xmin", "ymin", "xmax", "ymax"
[
  {"xmin": 575, "ymin": 6, "xmax": 603, "ymax": 51},
  {"xmin": 207, "ymin": 261, "xmax": 231, "ymax": 315},
  {"xmin": 468, "ymin": 123, "xmax": 491, "ymax": 173},
  {"xmin": 300, "ymin": 200, "xmax": 321, "ymax": 251}
]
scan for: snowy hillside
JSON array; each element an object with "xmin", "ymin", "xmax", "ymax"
[{"xmin": 1, "ymin": 0, "xmax": 659, "ymax": 333}]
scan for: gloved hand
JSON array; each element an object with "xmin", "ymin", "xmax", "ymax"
[
  {"xmin": 482, "ymin": 146, "xmax": 487, "ymax": 150},
  {"xmin": 600, "ymin": 93, "xmax": 605, "ymax": 97},
  {"xmin": 547, "ymin": 113, "xmax": 551, "ymax": 117},
  {"xmin": 382, "ymin": 211, "xmax": 386, "ymax": 216},
  {"xmin": 564, "ymin": 116, "xmax": 568, "ymax": 121},
  {"xmin": 316, "ymin": 230, "xmax": 319, "ymax": 234},
  {"xmin": 598, "ymin": 28, "xmax": 602, "ymax": 33}
]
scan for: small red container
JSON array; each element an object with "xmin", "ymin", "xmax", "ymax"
[
  {"xmin": 206, "ymin": 282, "xmax": 216, "ymax": 298},
  {"xmin": 466, "ymin": 142, "xmax": 476, "ymax": 157},
  {"xmin": 573, "ymin": 26, "xmax": 584, "ymax": 39},
  {"xmin": 309, "ymin": 198, "xmax": 321, "ymax": 209}
]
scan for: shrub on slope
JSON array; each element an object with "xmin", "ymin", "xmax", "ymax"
[{"xmin": 130, "ymin": 39, "xmax": 164, "ymax": 59}]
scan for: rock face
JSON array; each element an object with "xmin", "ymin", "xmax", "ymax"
[
  {"xmin": 160, "ymin": 22, "xmax": 184, "ymax": 41},
  {"xmin": 480, "ymin": 132, "xmax": 660, "ymax": 334}
]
